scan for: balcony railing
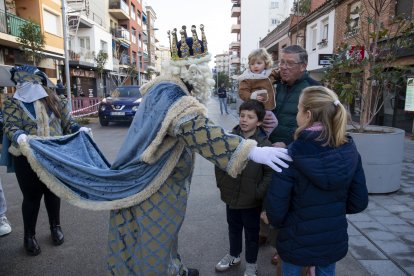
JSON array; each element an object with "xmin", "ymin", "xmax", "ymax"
[
  {"xmin": 0, "ymin": 10, "xmax": 39, "ymax": 37},
  {"xmin": 230, "ymin": 41, "xmax": 240, "ymax": 49},
  {"xmin": 231, "ymin": 5, "xmax": 241, "ymax": 17},
  {"xmin": 111, "ymin": 27, "xmax": 130, "ymax": 41},
  {"xmin": 108, "ymin": 0, "xmax": 130, "ymax": 20},
  {"xmin": 68, "ymin": 49, "xmax": 95, "ymax": 63},
  {"xmin": 231, "ymin": 24, "xmax": 241, "ymax": 34}
]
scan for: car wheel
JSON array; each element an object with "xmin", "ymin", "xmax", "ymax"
[{"xmin": 99, "ymin": 118, "xmax": 109, "ymax": 126}]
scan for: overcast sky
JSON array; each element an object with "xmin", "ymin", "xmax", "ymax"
[{"xmin": 148, "ymin": 0, "xmax": 234, "ymax": 59}]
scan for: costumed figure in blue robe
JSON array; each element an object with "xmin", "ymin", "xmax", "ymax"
[{"xmin": 6, "ymin": 25, "xmax": 291, "ymax": 275}]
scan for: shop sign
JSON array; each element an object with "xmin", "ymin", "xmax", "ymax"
[
  {"xmin": 70, "ymin": 68, "xmax": 95, "ymax": 78},
  {"xmin": 404, "ymin": 77, "xmax": 414, "ymax": 112},
  {"xmin": 318, "ymin": 54, "xmax": 333, "ymax": 65}
]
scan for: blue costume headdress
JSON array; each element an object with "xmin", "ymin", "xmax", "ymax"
[{"xmin": 10, "ymin": 65, "xmax": 49, "ymax": 86}]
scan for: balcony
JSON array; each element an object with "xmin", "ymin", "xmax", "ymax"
[
  {"xmin": 0, "ymin": 10, "xmax": 39, "ymax": 38},
  {"xmin": 68, "ymin": 49, "xmax": 95, "ymax": 64},
  {"xmin": 231, "ymin": 4, "xmax": 241, "ymax": 17},
  {"xmin": 230, "ymin": 57, "xmax": 241, "ymax": 64},
  {"xmin": 109, "ymin": 0, "xmax": 130, "ymax": 20},
  {"xmin": 111, "ymin": 27, "xmax": 130, "ymax": 43},
  {"xmin": 229, "ymin": 41, "xmax": 240, "ymax": 49},
  {"xmin": 231, "ymin": 24, "xmax": 241, "ymax": 34}
]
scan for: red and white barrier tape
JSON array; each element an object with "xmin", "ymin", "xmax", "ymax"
[
  {"xmin": 71, "ymin": 101, "xmax": 102, "ymax": 114},
  {"xmin": 72, "ymin": 110, "xmax": 99, "ymax": 118}
]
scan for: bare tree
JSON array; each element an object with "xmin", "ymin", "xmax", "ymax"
[
  {"xmin": 17, "ymin": 20, "xmax": 45, "ymax": 66},
  {"xmin": 110, "ymin": 43, "xmax": 137, "ymax": 87},
  {"xmin": 323, "ymin": 0, "xmax": 414, "ymax": 131}
]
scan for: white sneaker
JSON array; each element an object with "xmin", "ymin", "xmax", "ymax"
[
  {"xmin": 244, "ymin": 262, "xmax": 257, "ymax": 276},
  {"xmin": 215, "ymin": 254, "xmax": 241, "ymax": 272},
  {"xmin": 0, "ymin": 215, "xmax": 12, "ymax": 236}
]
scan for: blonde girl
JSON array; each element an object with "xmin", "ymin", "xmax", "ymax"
[{"xmin": 266, "ymin": 86, "xmax": 368, "ymax": 276}]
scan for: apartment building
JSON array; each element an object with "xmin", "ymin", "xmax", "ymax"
[
  {"xmin": 143, "ymin": 4, "xmax": 157, "ymax": 83},
  {"xmin": 259, "ymin": 16, "xmax": 291, "ymax": 65},
  {"xmin": 154, "ymin": 44, "xmax": 169, "ymax": 75},
  {"xmin": 66, "ymin": 0, "xmax": 112, "ymax": 97},
  {"xmin": 215, "ymin": 52, "xmax": 230, "ymax": 75},
  {"xmin": 108, "ymin": 0, "xmax": 145, "ymax": 89},
  {"xmin": 229, "ymin": 0, "xmax": 293, "ymax": 75},
  {"xmin": 0, "ymin": 0, "xmax": 65, "ymax": 84}
]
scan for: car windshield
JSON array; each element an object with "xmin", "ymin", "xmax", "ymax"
[{"xmin": 111, "ymin": 87, "xmax": 141, "ymax": 98}]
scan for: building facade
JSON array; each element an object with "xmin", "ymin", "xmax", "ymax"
[
  {"xmin": 0, "ymin": 0, "xmax": 65, "ymax": 88},
  {"xmin": 66, "ymin": 0, "xmax": 113, "ymax": 97},
  {"xmin": 259, "ymin": 0, "xmax": 414, "ymax": 133},
  {"xmin": 215, "ymin": 52, "xmax": 230, "ymax": 75},
  {"xmin": 230, "ymin": 0, "xmax": 293, "ymax": 74},
  {"xmin": 154, "ymin": 44, "xmax": 169, "ymax": 75},
  {"xmin": 143, "ymin": 4, "xmax": 157, "ymax": 83}
]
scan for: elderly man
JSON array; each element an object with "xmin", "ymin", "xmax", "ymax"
[
  {"xmin": 16, "ymin": 25, "xmax": 292, "ymax": 276},
  {"xmin": 269, "ymin": 45, "xmax": 320, "ymax": 147}
]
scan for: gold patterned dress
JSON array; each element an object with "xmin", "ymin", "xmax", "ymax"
[{"xmin": 106, "ymin": 78, "xmax": 256, "ymax": 276}]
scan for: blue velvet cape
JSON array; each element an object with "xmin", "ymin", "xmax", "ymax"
[{"xmin": 17, "ymin": 81, "xmax": 205, "ymax": 210}]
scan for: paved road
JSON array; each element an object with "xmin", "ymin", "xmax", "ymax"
[{"xmin": 0, "ymin": 97, "xmax": 369, "ymax": 275}]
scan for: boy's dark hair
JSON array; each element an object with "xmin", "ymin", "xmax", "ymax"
[{"xmin": 239, "ymin": 100, "xmax": 266, "ymax": 122}]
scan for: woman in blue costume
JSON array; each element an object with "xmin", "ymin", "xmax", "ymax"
[{"xmin": 10, "ymin": 25, "xmax": 291, "ymax": 275}]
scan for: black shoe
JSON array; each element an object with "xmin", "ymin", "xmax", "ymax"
[
  {"xmin": 187, "ymin": 268, "xmax": 199, "ymax": 276},
  {"xmin": 24, "ymin": 235, "xmax": 41, "ymax": 256},
  {"xmin": 51, "ymin": 225, "xmax": 64, "ymax": 246}
]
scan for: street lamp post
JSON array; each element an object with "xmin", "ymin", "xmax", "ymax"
[
  {"xmin": 61, "ymin": 0, "xmax": 72, "ymax": 110},
  {"xmin": 137, "ymin": 51, "xmax": 141, "ymax": 86}
]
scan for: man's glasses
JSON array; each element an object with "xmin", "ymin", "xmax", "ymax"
[{"xmin": 278, "ymin": 61, "xmax": 303, "ymax": 68}]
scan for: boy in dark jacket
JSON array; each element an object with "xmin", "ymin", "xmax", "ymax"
[
  {"xmin": 266, "ymin": 86, "xmax": 368, "ymax": 276},
  {"xmin": 215, "ymin": 100, "xmax": 273, "ymax": 276}
]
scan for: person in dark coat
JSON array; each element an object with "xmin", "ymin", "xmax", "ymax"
[
  {"xmin": 269, "ymin": 45, "xmax": 320, "ymax": 147},
  {"xmin": 263, "ymin": 45, "xmax": 320, "ymax": 266},
  {"xmin": 266, "ymin": 86, "xmax": 368, "ymax": 276},
  {"xmin": 215, "ymin": 100, "xmax": 273, "ymax": 276},
  {"xmin": 217, "ymin": 83, "xmax": 229, "ymax": 115}
]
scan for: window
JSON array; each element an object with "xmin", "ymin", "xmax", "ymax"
[
  {"xmin": 395, "ymin": 0, "xmax": 413, "ymax": 19},
  {"xmin": 321, "ymin": 19, "xmax": 329, "ymax": 40},
  {"xmin": 43, "ymin": 9, "xmax": 61, "ymax": 35},
  {"xmin": 348, "ymin": 1, "xmax": 361, "ymax": 30},
  {"xmin": 271, "ymin": 1, "xmax": 279, "ymax": 9},
  {"xmin": 137, "ymin": 10, "xmax": 142, "ymax": 26},
  {"xmin": 132, "ymin": 51, "xmax": 137, "ymax": 64},
  {"xmin": 131, "ymin": 28, "xmax": 137, "ymax": 44},
  {"xmin": 271, "ymin": 18, "xmax": 280, "ymax": 25},
  {"xmin": 100, "ymin": 40, "xmax": 108, "ymax": 53},
  {"xmin": 79, "ymin": 37, "xmax": 90, "ymax": 54},
  {"xmin": 311, "ymin": 25, "xmax": 317, "ymax": 51},
  {"xmin": 131, "ymin": 4, "xmax": 136, "ymax": 20}
]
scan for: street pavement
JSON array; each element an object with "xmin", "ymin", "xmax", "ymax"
[{"xmin": 0, "ymin": 96, "xmax": 412, "ymax": 275}]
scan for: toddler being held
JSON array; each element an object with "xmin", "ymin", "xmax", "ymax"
[{"xmin": 238, "ymin": 48, "xmax": 280, "ymax": 134}]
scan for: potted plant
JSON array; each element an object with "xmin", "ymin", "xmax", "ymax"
[{"xmin": 323, "ymin": 0, "xmax": 414, "ymax": 193}]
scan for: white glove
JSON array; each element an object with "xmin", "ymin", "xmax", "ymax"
[
  {"xmin": 79, "ymin": 127, "xmax": 91, "ymax": 132},
  {"xmin": 247, "ymin": 146, "xmax": 292, "ymax": 172},
  {"xmin": 17, "ymin": 134, "xmax": 28, "ymax": 145},
  {"xmin": 79, "ymin": 127, "xmax": 92, "ymax": 137}
]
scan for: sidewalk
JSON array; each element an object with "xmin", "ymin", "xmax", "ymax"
[{"xmin": 208, "ymin": 96, "xmax": 414, "ymax": 276}]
